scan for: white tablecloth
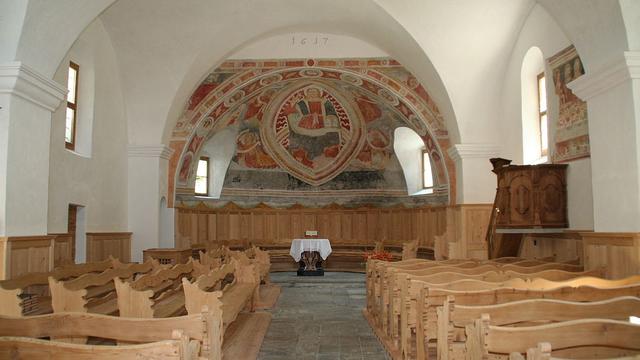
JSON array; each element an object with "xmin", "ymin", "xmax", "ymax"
[{"xmin": 289, "ymin": 239, "xmax": 332, "ymax": 262}]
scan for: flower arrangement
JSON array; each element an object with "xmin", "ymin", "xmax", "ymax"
[{"xmin": 363, "ymin": 250, "xmax": 393, "ymax": 262}]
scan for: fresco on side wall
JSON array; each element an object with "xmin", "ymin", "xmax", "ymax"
[{"xmin": 548, "ymin": 45, "xmax": 590, "ymax": 163}]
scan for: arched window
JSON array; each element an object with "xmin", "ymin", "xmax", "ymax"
[
  {"xmin": 394, "ymin": 127, "xmax": 434, "ymax": 195},
  {"xmin": 521, "ymin": 46, "xmax": 549, "ymax": 164}
]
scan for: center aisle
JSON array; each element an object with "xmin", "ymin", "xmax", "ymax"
[{"xmin": 257, "ymin": 272, "xmax": 390, "ymax": 360}]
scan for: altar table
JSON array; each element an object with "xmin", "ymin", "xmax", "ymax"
[{"xmin": 289, "ymin": 239, "xmax": 332, "ymax": 262}]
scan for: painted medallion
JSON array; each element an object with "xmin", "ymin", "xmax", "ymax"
[{"xmin": 261, "ymin": 81, "xmax": 365, "ymax": 186}]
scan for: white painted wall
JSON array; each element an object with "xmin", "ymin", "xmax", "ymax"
[
  {"xmin": 200, "ymin": 126, "xmax": 238, "ymax": 199},
  {"xmin": 229, "ymin": 32, "xmax": 388, "ymax": 59},
  {"xmin": 500, "ymin": 4, "xmax": 594, "ymax": 230},
  {"xmin": 159, "ymin": 197, "xmax": 174, "ymax": 248},
  {"xmin": 48, "ymin": 18, "xmax": 128, "ymax": 234},
  {"xmin": 393, "ymin": 127, "xmax": 425, "ymax": 195},
  {"xmin": 0, "ymin": 94, "xmax": 54, "ymax": 236},
  {"xmin": 521, "ymin": 46, "xmax": 545, "ymax": 165}
]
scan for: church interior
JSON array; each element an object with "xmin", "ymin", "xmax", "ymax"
[{"xmin": 1, "ymin": 0, "xmax": 640, "ymax": 359}]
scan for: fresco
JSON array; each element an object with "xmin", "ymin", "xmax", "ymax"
[
  {"xmin": 548, "ymin": 45, "xmax": 590, "ymax": 162},
  {"xmin": 168, "ymin": 58, "xmax": 455, "ymax": 207}
]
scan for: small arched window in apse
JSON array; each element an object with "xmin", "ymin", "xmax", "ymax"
[
  {"xmin": 393, "ymin": 127, "xmax": 434, "ymax": 195},
  {"xmin": 521, "ymin": 46, "xmax": 549, "ymax": 164}
]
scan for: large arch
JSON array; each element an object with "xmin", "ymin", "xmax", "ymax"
[{"xmin": 167, "ymin": 59, "xmax": 455, "ymax": 206}]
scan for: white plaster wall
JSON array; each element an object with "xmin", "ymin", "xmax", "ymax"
[
  {"xmin": 128, "ymin": 156, "xmax": 163, "ymax": 261},
  {"xmin": 521, "ymin": 46, "xmax": 545, "ymax": 164},
  {"xmin": 200, "ymin": 126, "xmax": 238, "ymax": 199},
  {"xmin": 500, "ymin": 4, "xmax": 594, "ymax": 230},
  {"xmin": 585, "ymin": 79, "xmax": 640, "ymax": 232},
  {"xmin": 229, "ymin": 32, "xmax": 388, "ymax": 59},
  {"xmin": 48, "ymin": 19, "xmax": 128, "ymax": 234},
  {"xmin": 0, "ymin": 0, "xmax": 28, "ymax": 63},
  {"xmin": 393, "ymin": 127, "xmax": 424, "ymax": 195},
  {"xmin": 1, "ymin": 95, "xmax": 52, "ymax": 236}
]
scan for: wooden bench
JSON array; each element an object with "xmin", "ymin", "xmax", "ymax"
[
  {"xmin": 466, "ymin": 316, "xmax": 640, "ymax": 359},
  {"xmin": 439, "ymin": 296, "xmax": 640, "ymax": 360},
  {"xmin": 182, "ymin": 258, "xmax": 260, "ymax": 333},
  {"xmin": 244, "ymin": 246, "xmax": 271, "ymax": 285},
  {"xmin": 0, "ymin": 258, "xmax": 123, "ymax": 317},
  {"xmin": 115, "ymin": 259, "xmax": 207, "ymax": 318},
  {"xmin": 381, "ymin": 267, "xmax": 604, "ymax": 344},
  {"xmin": 48, "ymin": 259, "xmax": 160, "ymax": 315},
  {"xmin": 0, "ymin": 308, "xmax": 222, "ymax": 359},
  {"xmin": 405, "ymin": 275, "xmax": 640, "ymax": 359},
  {"xmin": 373, "ymin": 260, "xmax": 587, "ymax": 334}
]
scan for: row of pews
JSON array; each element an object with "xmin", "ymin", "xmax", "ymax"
[
  {"xmin": 0, "ymin": 245, "xmax": 273, "ymax": 359},
  {"xmin": 365, "ymin": 257, "xmax": 640, "ymax": 359}
]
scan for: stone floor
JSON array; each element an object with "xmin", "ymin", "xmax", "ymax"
[{"xmin": 257, "ymin": 272, "xmax": 390, "ymax": 360}]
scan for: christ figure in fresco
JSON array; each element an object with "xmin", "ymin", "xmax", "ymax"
[{"xmin": 284, "ymin": 87, "xmax": 340, "ymax": 137}]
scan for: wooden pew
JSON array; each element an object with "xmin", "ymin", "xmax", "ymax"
[
  {"xmin": 378, "ymin": 263, "xmax": 593, "ymax": 337},
  {"xmin": 182, "ymin": 258, "xmax": 260, "ymax": 332},
  {"xmin": 0, "ymin": 308, "xmax": 222, "ymax": 359},
  {"xmin": 367, "ymin": 257, "xmax": 574, "ymax": 319},
  {"xmin": 0, "ymin": 258, "xmax": 117, "ymax": 316},
  {"xmin": 405, "ymin": 276, "xmax": 640, "ymax": 360},
  {"xmin": 245, "ymin": 245, "xmax": 271, "ymax": 285},
  {"xmin": 114, "ymin": 259, "xmax": 205, "ymax": 318},
  {"xmin": 439, "ymin": 296, "xmax": 640, "ymax": 360},
  {"xmin": 466, "ymin": 316, "xmax": 640, "ymax": 359},
  {"xmin": 49, "ymin": 259, "xmax": 159, "ymax": 314}
]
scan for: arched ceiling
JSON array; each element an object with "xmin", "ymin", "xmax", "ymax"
[{"xmin": 3, "ymin": 0, "xmax": 634, "ymax": 151}]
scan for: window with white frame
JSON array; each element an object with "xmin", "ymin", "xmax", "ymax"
[
  {"xmin": 65, "ymin": 62, "xmax": 79, "ymax": 150},
  {"xmin": 422, "ymin": 149, "xmax": 434, "ymax": 190},
  {"xmin": 194, "ymin": 157, "xmax": 209, "ymax": 195},
  {"xmin": 537, "ymin": 72, "xmax": 548, "ymax": 157}
]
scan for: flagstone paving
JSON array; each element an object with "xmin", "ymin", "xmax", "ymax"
[{"xmin": 257, "ymin": 272, "xmax": 390, "ymax": 360}]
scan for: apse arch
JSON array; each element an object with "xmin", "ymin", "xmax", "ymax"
[{"xmin": 167, "ymin": 59, "xmax": 454, "ymax": 206}]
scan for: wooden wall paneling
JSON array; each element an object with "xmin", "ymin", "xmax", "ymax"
[
  {"xmin": 86, "ymin": 232, "xmax": 131, "ymax": 263},
  {"xmin": 378, "ymin": 210, "xmax": 389, "ymax": 243},
  {"xmin": 0, "ymin": 237, "xmax": 8, "ymax": 280},
  {"xmin": 197, "ymin": 213, "xmax": 208, "ymax": 244},
  {"xmin": 207, "ymin": 213, "xmax": 217, "ymax": 246},
  {"xmin": 51, "ymin": 233, "xmax": 74, "ymax": 267},
  {"xmin": 366, "ymin": 211, "xmax": 378, "ymax": 243},
  {"xmin": 6, "ymin": 236, "xmax": 55, "ymax": 279},
  {"xmin": 264, "ymin": 213, "xmax": 277, "ymax": 244},
  {"xmin": 239, "ymin": 212, "xmax": 251, "ymax": 246},
  {"xmin": 277, "ymin": 212, "xmax": 291, "ymax": 244},
  {"xmin": 252, "ymin": 212, "xmax": 264, "ymax": 243},
  {"xmin": 581, "ymin": 232, "xmax": 640, "ymax": 279},
  {"xmin": 302, "ymin": 212, "xmax": 316, "ymax": 235},
  {"xmin": 217, "ymin": 212, "xmax": 228, "ymax": 243},
  {"xmin": 519, "ymin": 232, "xmax": 583, "ymax": 263},
  {"xmin": 316, "ymin": 213, "xmax": 329, "ymax": 240},
  {"xmin": 353, "ymin": 211, "xmax": 367, "ymax": 243},
  {"xmin": 327, "ymin": 212, "xmax": 341, "ymax": 242},
  {"xmin": 341, "ymin": 212, "xmax": 353, "ymax": 242}
]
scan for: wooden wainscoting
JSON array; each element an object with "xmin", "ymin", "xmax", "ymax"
[
  {"xmin": 49, "ymin": 233, "xmax": 74, "ymax": 267},
  {"xmin": 580, "ymin": 232, "xmax": 640, "ymax": 279},
  {"xmin": 0, "ymin": 235, "xmax": 56, "ymax": 280},
  {"xmin": 86, "ymin": 232, "xmax": 132, "ymax": 263},
  {"xmin": 175, "ymin": 202, "xmax": 449, "ymax": 249},
  {"xmin": 434, "ymin": 204, "xmax": 493, "ymax": 260},
  {"xmin": 519, "ymin": 231, "xmax": 583, "ymax": 264}
]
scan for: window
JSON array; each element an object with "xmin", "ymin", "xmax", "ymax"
[
  {"xmin": 422, "ymin": 149, "xmax": 434, "ymax": 190},
  {"xmin": 537, "ymin": 72, "xmax": 548, "ymax": 157},
  {"xmin": 194, "ymin": 157, "xmax": 209, "ymax": 195},
  {"xmin": 65, "ymin": 62, "xmax": 79, "ymax": 150}
]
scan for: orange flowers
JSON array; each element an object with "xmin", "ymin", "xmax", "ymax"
[{"xmin": 363, "ymin": 251, "xmax": 393, "ymax": 262}]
